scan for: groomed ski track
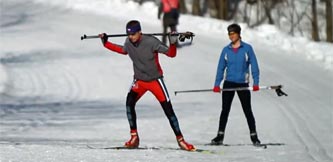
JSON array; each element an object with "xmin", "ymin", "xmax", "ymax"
[{"xmin": 0, "ymin": 1, "xmax": 332, "ymax": 162}]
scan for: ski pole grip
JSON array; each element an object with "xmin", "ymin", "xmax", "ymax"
[
  {"xmin": 80, "ymin": 34, "xmax": 87, "ymax": 40},
  {"xmin": 80, "ymin": 34, "xmax": 100, "ymax": 40}
]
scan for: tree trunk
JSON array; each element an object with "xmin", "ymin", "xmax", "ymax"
[
  {"xmin": 228, "ymin": 0, "xmax": 241, "ymax": 20},
  {"xmin": 262, "ymin": 0, "xmax": 275, "ymax": 24},
  {"xmin": 218, "ymin": 0, "xmax": 228, "ymax": 20},
  {"xmin": 290, "ymin": 0, "xmax": 295, "ymax": 36},
  {"xmin": 179, "ymin": 0, "xmax": 187, "ymax": 14},
  {"xmin": 192, "ymin": 0, "xmax": 201, "ymax": 16},
  {"xmin": 208, "ymin": 0, "xmax": 218, "ymax": 18},
  {"xmin": 223, "ymin": 0, "xmax": 228, "ymax": 19},
  {"xmin": 247, "ymin": 0, "xmax": 257, "ymax": 5},
  {"xmin": 217, "ymin": 0, "xmax": 223, "ymax": 19},
  {"xmin": 312, "ymin": 0, "xmax": 320, "ymax": 41},
  {"xmin": 326, "ymin": 0, "xmax": 333, "ymax": 42}
]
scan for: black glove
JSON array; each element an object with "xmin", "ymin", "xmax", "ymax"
[
  {"xmin": 99, "ymin": 33, "xmax": 108, "ymax": 44},
  {"xmin": 275, "ymin": 88, "xmax": 288, "ymax": 96},
  {"xmin": 179, "ymin": 32, "xmax": 194, "ymax": 42},
  {"xmin": 168, "ymin": 31, "xmax": 178, "ymax": 44}
]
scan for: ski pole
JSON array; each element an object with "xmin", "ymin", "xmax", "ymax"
[
  {"xmin": 174, "ymin": 85, "xmax": 288, "ymax": 97},
  {"xmin": 81, "ymin": 34, "xmax": 126, "ymax": 40},
  {"xmin": 80, "ymin": 32, "xmax": 195, "ymax": 41}
]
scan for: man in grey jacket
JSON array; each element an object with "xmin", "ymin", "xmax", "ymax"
[{"xmin": 99, "ymin": 20, "xmax": 195, "ymax": 151}]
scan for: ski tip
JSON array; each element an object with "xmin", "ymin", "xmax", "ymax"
[
  {"xmin": 188, "ymin": 148, "xmax": 197, "ymax": 152},
  {"xmin": 195, "ymin": 148, "xmax": 224, "ymax": 155}
]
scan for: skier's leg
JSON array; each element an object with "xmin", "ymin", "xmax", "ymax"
[
  {"xmin": 150, "ymin": 78, "xmax": 179, "ymax": 135},
  {"xmin": 126, "ymin": 90, "xmax": 140, "ymax": 130},
  {"xmin": 162, "ymin": 24, "xmax": 168, "ymax": 44},
  {"xmin": 237, "ymin": 89, "xmax": 256, "ymax": 133},
  {"xmin": 237, "ymin": 89, "xmax": 261, "ymax": 144},
  {"xmin": 160, "ymin": 101, "xmax": 181, "ymax": 136},
  {"xmin": 211, "ymin": 81, "xmax": 235, "ymax": 144},
  {"xmin": 170, "ymin": 25, "xmax": 177, "ymax": 32},
  {"xmin": 218, "ymin": 81, "xmax": 236, "ymax": 133},
  {"xmin": 124, "ymin": 80, "xmax": 146, "ymax": 148},
  {"xmin": 170, "ymin": 25, "xmax": 179, "ymax": 46},
  {"xmin": 150, "ymin": 78, "xmax": 195, "ymax": 150},
  {"xmin": 159, "ymin": 101, "xmax": 195, "ymax": 150},
  {"xmin": 219, "ymin": 91, "xmax": 235, "ymax": 132}
]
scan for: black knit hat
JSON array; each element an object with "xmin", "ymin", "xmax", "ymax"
[
  {"xmin": 227, "ymin": 23, "xmax": 241, "ymax": 35},
  {"xmin": 126, "ymin": 20, "xmax": 141, "ymax": 34}
]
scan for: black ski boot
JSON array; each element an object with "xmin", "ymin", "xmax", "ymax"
[
  {"xmin": 211, "ymin": 131, "xmax": 224, "ymax": 145},
  {"xmin": 250, "ymin": 132, "xmax": 261, "ymax": 146}
]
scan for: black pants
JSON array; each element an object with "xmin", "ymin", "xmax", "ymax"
[{"xmin": 218, "ymin": 81, "xmax": 257, "ymax": 134}]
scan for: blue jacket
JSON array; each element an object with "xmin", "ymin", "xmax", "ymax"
[{"xmin": 214, "ymin": 41, "xmax": 260, "ymax": 87}]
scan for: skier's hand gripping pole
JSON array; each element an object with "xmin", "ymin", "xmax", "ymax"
[{"xmin": 174, "ymin": 85, "xmax": 288, "ymax": 97}]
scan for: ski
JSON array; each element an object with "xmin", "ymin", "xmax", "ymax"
[
  {"xmin": 86, "ymin": 145, "xmax": 223, "ymax": 154},
  {"xmin": 86, "ymin": 145, "xmax": 157, "ymax": 150},
  {"xmin": 204, "ymin": 143, "xmax": 267, "ymax": 149}
]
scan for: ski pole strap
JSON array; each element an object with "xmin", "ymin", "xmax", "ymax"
[
  {"xmin": 80, "ymin": 32, "xmax": 195, "ymax": 41},
  {"xmin": 174, "ymin": 85, "xmax": 288, "ymax": 97}
]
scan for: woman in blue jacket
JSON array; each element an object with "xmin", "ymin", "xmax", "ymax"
[{"xmin": 211, "ymin": 23, "xmax": 261, "ymax": 146}]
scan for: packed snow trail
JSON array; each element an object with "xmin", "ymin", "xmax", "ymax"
[{"xmin": 0, "ymin": 0, "xmax": 332, "ymax": 162}]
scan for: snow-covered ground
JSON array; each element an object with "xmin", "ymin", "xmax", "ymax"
[{"xmin": 0, "ymin": 0, "xmax": 332, "ymax": 162}]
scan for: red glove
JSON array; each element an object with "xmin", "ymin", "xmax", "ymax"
[
  {"xmin": 253, "ymin": 85, "xmax": 259, "ymax": 91},
  {"xmin": 213, "ymin": 86, "xmax": 221, "ymax": 93}
]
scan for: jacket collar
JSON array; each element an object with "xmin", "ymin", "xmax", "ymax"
[{"xmin": 227, "ymin": 40, "xmax": 244, "ymax": 49}]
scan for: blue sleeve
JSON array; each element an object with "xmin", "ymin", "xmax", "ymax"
[
  {"xmin": 248, "ymin": 45, "xmax": 260, "ymax": 86},
  {"xmin": 214, "ymin": 49, "xmax": 226, "ymax": 87}
]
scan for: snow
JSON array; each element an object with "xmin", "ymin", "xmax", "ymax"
[{"xmin": 0, "ymin": 0, "xmax": 332, "ymax": 162}]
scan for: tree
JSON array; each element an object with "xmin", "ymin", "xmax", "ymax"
[
  {"xmin": 207, "ymin": 0, "xmax": 228, "ymax": 20},
  {"xmin": 262, "ymin": 0, "xmax": 277, "ymax": 24},
  {"xmin": 228, "ymin": 0, "xmax": 242, "ymax": 20},
  {"xmin": 219, "ymin": 0, "xmax": 228, "ymax": 20},
  {"xmin": 179, "ymin": 0, "xmax": 188, "ymax": 14},
  {"xmin": 326, "ymin": 0, "xmax": 333, "ymax": 42},
  {"xmin": 207, "ymin": 0, "xmax": 219, "ymax": 18},
  {"xmin": 192, "ymin": 0, "xmax": 202, "ymax": 16},
  {"xmin": 243, "ymin": 0, "xmax": 276, "ymax": 27},
  {"xmin": 311, "ymin": 0, "xmax": 320, "ymax": 41}
]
